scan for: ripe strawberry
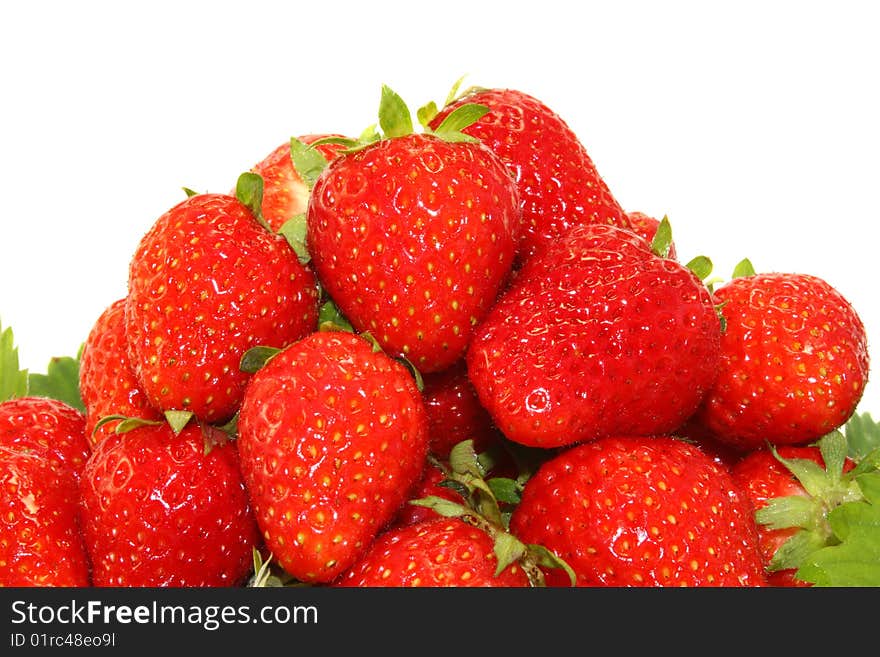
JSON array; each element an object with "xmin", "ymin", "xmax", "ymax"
[
  {"xmin": 389, "ymin": 459, "xmax": 459, "ymax": 528},
  {"xmin": 626, "ymin": 211, "xmax": 678, "ymax": 260},
  {"xmin": 249, "ymin": 134, "xmax": 347, "ymax": 232},
  {"xmin": 334, "ymin": 516, "xmax": 530, "ymax": 587},
  {"xmin": 429, "ymin": 87, "xmax": 629, "ymax": 262},
  {"xmin": 0, "ymin": 396, "xmax": 90, "ymax": 480},
  {"xmin": 236, "ymin": 330, "xmax": 430, "ymax": 583},
  {"xmin": 125, "ymin": 192, "xmax": 319, "ymax": 424},
  {"xmin": 0, "ymin": 446, "xmax": 91, "ymax": 586},
  {"xmin": 467, "ymin": 223, "xmax": 721, "ymax": 449},
  {"xmin": 421, "ymin": 360, "xmax": 501, "ymax": 459},
  {"xmin": 79, "ymin": 420, "xmax": 259, "ymax": 587},
  {"xmin": 79, "ymin": 298, "xmax": 161, "ymax": 446},
  {"xmin": 730, "ymin": 433, "xmax": 860, "ymax": 587},
  {"xmin": 510, "ymin": 435, "xmax": 767, "ymax": 586},
  {"xmin": 306, "ymin": 89, "xmax": 520, "ymax": 373},
  {"xmin": 692, "ymin": 272, "xmax": 869, "ymax": 451}
]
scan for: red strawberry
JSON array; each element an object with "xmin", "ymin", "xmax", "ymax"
[
  {"xmin": 0, "ymin": 446, "xmax": 91, "ymax": 586},
  {"xmin": 236, "ymin": 330, "xmax": 429, "ymax": 583},
  {"xmin": 334, "ymin": 516, "xmax": 530, "ymax": 587},
  {"xmin": 467, "ymin": 223, "xmax": 721, "ymax": 449},
  {"xmin": 249, "ymin": 134, "xmax": 347, "ymax": 232},
  {"xmin": 79, "ymin": 298, "xmax": 161, "ymax": 446},
  {"xmin": 626, "ymin": 211, "xmax": 678, "ymax": 260},
  {"xmin": 429, "ymin": 87, "xmax": 629, "ymax": 262},
  {"xmin": 79, "ymin": 421, "xmax": 259, "ymax": 587},
  {"xmin": 692, "ymin": 271, "xmax": 869, "ymax": 451},
  {"xmin": 421, "ymin": 360, "xmax": 501, "ymax": 459},
  {"xmin": 0, "ymin": 396, "xmax": 90, "ymax": 480},
  {"xmin": 509, "ymin": 435, "xmax": 767, "ymax": 587},
  {"xmin": 125, "ymin": 192, "xmax": 319, "ymax": 424},
  {"xmin": 307, "ymin": 90, "xmax": 520, "ymax": 373},
  {"xmin": 730, "ymin": 433, "xmax": 859, "ymax": 587}
]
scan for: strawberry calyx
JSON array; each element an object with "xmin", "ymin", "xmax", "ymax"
[
  {"xmin": 410, "ymin": 439, "xmax": 575, "ymax": 587},
  {"xmin": 756, "ymin": 416, "xmax": 880, "ymax": 580},
  {"xmin": 91, "ymin": 408, "xmax": 234, "ymax": 455}
]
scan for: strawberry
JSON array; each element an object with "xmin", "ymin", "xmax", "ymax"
[
  {"xmin": 306, "ymin": 87, "xmax": 519, "ymax": 373},
  {"xmin": 334, "ymin": 516, "xmax": 530, "ymax": 587},
  {"xmin": 0, "ymin": 446, "xmax": 91, "ymax": 586},
  {"xmin": 79, "ymin": 420, "xmax": 259, "ymax": 587},
  {"xmin": 428, "ymin": 86, "xmax": 629, "ymax": 262},
  {"xmin": 125, "ymin": 192, "xmax": 319, "ymax": 424},
  {"xmin": 236, "ymin": 330, "xmax": 430, "ymax": 583},
  {"xmin": 249, "ymin": 134, "xmax": 348, "ymax": 232},
  {"xmin": 79, "ymin": 298, "xmax": 161, "ymax": 446},
  {"xmin": 730, "ymin": 430, "xmax": 863, "ymax": 587},
  {"xmin": 692, "ymin": 271, "xmax": 869, "ymax": 452},
  {"xmin": 421, "ymin": 360, "xmax": 501, "ymax": 459},
  {"xmin": 626, "ymin": 211, "xmax": 678, "ymax": 260},
  {"xmin": 467, "ymin": 223, "xmax": 721, "ymax": 449},
  {"xmin": 509, "ymin": 435, "xmax": 767, "ymax": 586},
  {"xmin": 0, "ymin": 396, "xmax": 90, "ymax": 480},
  {"xmin": 389, "ymin": 459, "xmax": 459, "ymax": 528}
]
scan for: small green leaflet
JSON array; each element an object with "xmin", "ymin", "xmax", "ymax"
[
  {"xmin": 0, "ymin": 319, "xmax": 29, "ymax": 402},
  {"xmin": 378, "ymin": 84, "xmax": 414, "ymax": 139},
  {"xmin": 430, "ymin": 103, "xmax": 488, "ymax": 143},
  {"xmin": 732, "ymin": 257, "xmax": 756, "ymax": 278},
  {"xmin": 235, "ymin": 172, "xmax": 272, "ymax": 232},
  {"xmin": 277, "ymin": 215, "xmax": 311, "ymax": 265},
  {"xmin": 843, "ymin": 411, "xmax": 880, "ymax": 461},
  {"xmin": 649, "ymin": 215, "xmax": 673, "ymax": 259},
  {"xmin": 289, "ymin": 137, "xmax": 328, "ymax": 191},
  {"xmin": 685, "ymin": 255, "xmax": 713, "ymax": 281}
]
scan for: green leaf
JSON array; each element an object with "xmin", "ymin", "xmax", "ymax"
[
  {"xmin": 449, "ymin": 439, "xmax": 484, "ymax": 479},
  {"xmin": 408, "ymin": 495, "xmax": 472, "ymax": 518},
  {"xmin": 182, "ymin": 187, "xmax": 200, "ymax": 198},
  {"xmin": 317, "ymin": 300, "xmax": 354, "ymax": 333},
  {"xmin": 416, "ymin": 100, "xmax": 438, "ymax": 129},
  {"xmin": 649, "ymin": 215, "xmax": 673, "ymax": 259},
  {"xmin": 396, "ymin": 355, "xmax": 424, "ymax": 392},
  {"xmin": 492, "ymin": 531, "xmax": 527, "ymax": 577},
  {"xmin": 796, "ymin": 501, "xmax": 880, "ymax": 586},
  {"xmin": 855, "ymin": 471, "xmax": 880, "ymax": 505},
  {"xmin": 755, "ymin": 494, "xmax": 818, "ymax": 531},
  {"xmin": 378, "ymin": 84, "xmax": 413, "ymax": 139},
  {"xmin": 0, "ymin": 320, "xmax": 29, "ymax": 402},
  {"xmin": 486, "ymin": 477, "xmax": 522, "ymax": 505},
  {"xmin": 358, "ymin": 331, "xmax": 383, "ymax": 354},
  {"xmin": 430, "ymin": 102, "xmax": 489, "ymax": 141},
  {"xmin": 766, "ymin": 528, "xmax": 828, "ymax": 572},
  {"xmin": 444, "ymin": 75, "xmax": 469, "ymax": 106},
  {"xmin": 527, "ymin": 543, "xmax": 577, "ymax": 587},
  {"xmin": 732, "ymin": 257, "xmax": 756, "ymax": 278},
  {"xmin": 27, "ymin": 353, "xmax": 84, "ymax": 411},
  {"xmin": 235, "ymin": 172, "xmax": 271, "ymax": 231},
  {"xmin": 94, "ymin": 414, "xmax": 163, "ymax": 435},
  {"xmin": 685, "ymin": 255, "xmax": 713, "ymax": 281},
  {"xmin": 843, "ymin": 411, "xmax": 880, "ymax": 462},
  {"xmin": 277, "ymin": 214, "xmax": 311, "ymax": 265},
  {"xmin": 164, "ymin": 409, "xmax": 194, "ymax": 434},
  {"xmin": 289, "ymin": 137, "xmax": 328, "ymax": 190},
  {"xmin": 240, "ymin": 345, "xmax": 282, "ymax": 374}
]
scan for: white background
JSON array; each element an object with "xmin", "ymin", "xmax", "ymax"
[{"xmin": 2, "ymin": 1, "xmax": 878, "ymax": 413}]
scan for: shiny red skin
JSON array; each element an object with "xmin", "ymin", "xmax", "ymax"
[
  {"xmin": 0, "ymin": 396, "xmax": 90, "ymax": 481},
  {"xmin": 236, "ymin": 331, "xmax": 429, "ymax": 584},
  {"xmin": 693, "ymin": 273, "xmax": 869, "ymax": 451},
  {"xmin": 430, "ymin": 88, "xmax": 629, "ymax": 262},
  {"xmin": 79, "ymin": 298, "xmax": 161, "ymax": 446},
  {"xmin": 125, "ymin": 193, "xmax": 319, "ymax": 423},
  {"xmin": 510, "ymin": 436, "xmax": 767, "ymax": 587},
  {"xmin": 421, "ymin": 360, "xmax": 500, "ymax": 459},
  {"xmin": 0, "ymin": 446, "xmax": 91, "ymax": 586},
  {"xmin": 731, "ymin": 445, "xmax": 855, "ymax": 587},
  {"xmin": 79, "ymin": 422, "xmax": 259, "ymax": 587},
  {"xmin": 467, "ymin": 223, "xmax": 721, "ymax": 448},
  {"xmin": 307, "ymin": 133, "xmax": 519, "ymax": 373},
  {"xmin": 250, "ymin": 133, "xmax": 348, "ymax": 232},
  {"xmin": 335, "ymin": 517, "xmax": 530, "ymax": 587}
]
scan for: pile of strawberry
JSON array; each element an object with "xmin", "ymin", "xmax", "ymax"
[{"xmin": 2, "ymin": 80, "xmax": 878, "ymax": 588}]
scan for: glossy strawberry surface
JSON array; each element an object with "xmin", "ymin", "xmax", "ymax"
[
  {"xmin": 237, "ymin": 331, "xmax": 429, "ymax": 583},
  {"xmin": 125, "ymin": 193, "xmax": 319, "ymax": 423},
  {"xmin": 468, "ymin": 223, "xmax": 721, "ymax": 448},
  {"xmin": 510, "ymin": 435, "xmax": 767, "ymax": 587},
  {"xmin": 430, "ymin": 87, "xmax": 629, "ymax": 262},
  {"xmin": 307, "ymin": 133, "xmax": 519, "ymax": 373}
]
